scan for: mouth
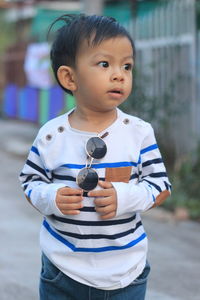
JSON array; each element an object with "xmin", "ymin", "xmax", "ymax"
[{"xmin": 108, "ymin": 89, "xmax": 123, "ymax": 95}]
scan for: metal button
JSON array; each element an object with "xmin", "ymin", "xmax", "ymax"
[
  {"xmin": 123, "ymin": 118, "xmax": 130, "ymax": 124},
  {"xmin": 46, "ymin": 134, "xmax": 52, "ymax": 141},
  {"xmin": 58, "ymin": 126, "xmax": 64, "ymax": 133}
]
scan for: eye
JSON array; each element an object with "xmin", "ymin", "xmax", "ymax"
[
  {"xmin": 98, "ymin": 61, "xmax": 109, "ymax": 68},
  {"xmin": 123, "ymin": 63, "xmax": 132, "ymax": 71}
]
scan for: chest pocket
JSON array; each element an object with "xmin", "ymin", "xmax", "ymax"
[{"xmin": 105, "ymin": 166, "xmax": 132, "ymax": 183}]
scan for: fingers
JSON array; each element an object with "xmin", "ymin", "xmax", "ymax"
[
  {"xmin": 58, "ymin": 195, "xmax": 83, "ymax": 204},
  {"xmin": 95, "ymin": 202, "xmax": 115, "ymax": 214},
  {"xmin": 94, "ymin": 196, "xmax": 113, "ymax": 207},
  {"xmin": 94, "ymin": 196, "xmax": 117, "ymax": 220},
  {"xmin": 88, "ymin": 188, "xmax": 113, "ymax": 198},
  {"xmin": 98, "ymin": 180, "xmax": 113, "ymax": 189},
  {"xmin": 56, "ymin": 187, "xmax": 83, "ymax": 215},
  {"xmin": 56, "ymin": 184, "xmax": 117, "ymax": 219},
  {"xmin": 100, "ymin": 211, "xmax": 116, "ymax": 220},
  {"xmin": 95, "ymin": 202, "xmax": 116, "ymax": 220},
  {"xmin": 58, "ymin": 187, "xmax": 83, "ymax": 196},
  {"xmin": 88, "ymin": 181, "xmax": 113, "ymax": 197},
  {"xmin": 60, "ymin": 209, "xmax": 81, "ymax": 215},
  {"xmin": 88, "ymin": 181, "xmax": 117, "ymax": 220},
  {"xmin": 58, "ymin": 201, "xmax": 83, "ymax": 215}
]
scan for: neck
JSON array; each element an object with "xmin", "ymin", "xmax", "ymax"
[
  {"xmin": 76, "ymin": 106, "xmax": 117, "ymax": 122},
  {"xmin": 69, "ymin": 106, "xmax": 118, "ymax": 132}
]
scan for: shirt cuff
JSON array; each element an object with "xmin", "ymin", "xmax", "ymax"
[
  {"xmin": 111, "ymin": 181, "xmax": 154, "ymax": 217},
  {"xmin": 47, "ymin": 183, "xmax": 67, "ymax": 216}
]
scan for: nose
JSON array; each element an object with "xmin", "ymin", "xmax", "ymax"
[{"xmin": 110, "ymin": 68, "xmax": 124, "ymax": 82}]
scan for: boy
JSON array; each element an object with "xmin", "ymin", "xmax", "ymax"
[{"xmin": 19, "ymin": 14, "xmax": 171, "ymax": 300}]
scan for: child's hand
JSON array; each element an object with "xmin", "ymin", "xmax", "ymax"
[
  {"xmin": 88, "ymin": 181, "xmax": 117, "ymax": 220},
  {"xmin": 56, "ymin": 187, "xmax": 83, "ymax": 215}
]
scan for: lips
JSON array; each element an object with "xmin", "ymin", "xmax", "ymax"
[{"xmin": 108, "ymin": 88, "xmax": 123, "ymax": 95}]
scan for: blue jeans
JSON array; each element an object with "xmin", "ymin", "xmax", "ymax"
[{"xmin": 39, "ymin": 253, "xmax": 150, "ymax": 300}]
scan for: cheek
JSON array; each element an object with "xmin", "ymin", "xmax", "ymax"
[{"xmin": 126, "ymin": 76, "xmax": 133, "ymax": 93}]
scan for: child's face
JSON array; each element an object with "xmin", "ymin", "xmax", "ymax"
[{"xmin": 72, "ymin": 36, "xmax": 134, "ymax": 112}]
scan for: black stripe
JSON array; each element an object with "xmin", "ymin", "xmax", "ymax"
[
  {"xmin": 142, "ymin": 172, "xmax": 167, "ymax": 178},
  {"xmin": 52, "ymin": 214, "xmax": 136, "ymax": 226},
  {"xmin": 26, "ymin": 160, "xmax": 49, "ymax": 179},
  {"xmin": 52, "ymin": 174, "xmax": 76, "ymax": 181},
  {"xmin": 52, "ymin": 172, "xmax": 140, "ymax": 183},
  {"xmin": 164, "ymin": 181, "xmax": 172, "ymax": 191},
  {"xmin": 54, "ymin": 221, "xmax": 142, "ymax": 240},
  {"xmin": 23, "ymin": 183, "xmax": 28, "ymax": 191},
  {"xmin": 83, "ymin": 191, "xmax": 88, "ymax": 197},
  {"xmin": 22, "ymin": 174, "xmax": 47, "ymax": 184},
  {"xmin": 142, "ymin": 158, "xmax": 163, "ymax": 168},
  {"xmin": 130, "ymin": 173, "xmax": 139, "ymax": 180},
  {"xmin": 22, "ymin": 174, "xmax": 35, "ymax": 184},
  {"xmin": 80, "ymin": 206, "xmax": 96, "ymax": 212},
  {"xmin": 143, "ymin": 179, "xmax": 162, "ymax": 193},
  {"xmin": 52, "ymin": 174, "xmax": 105, "ymax": 182}
]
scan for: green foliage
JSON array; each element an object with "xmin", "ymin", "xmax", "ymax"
[
  {"xmin": 164, "ymin": 147, "xmax": 200, "ymax": 220},
  {"xmin": 196, "ymin": 0, "xmax": 200, "ymax": 29},
  {"xmin": 0, "ymin": 11, "xmax": 16, "ymax": 55}
]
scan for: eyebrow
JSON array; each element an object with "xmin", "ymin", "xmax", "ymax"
[{"xmin": 93, "ymin": 53, "xmax": 134, "ymax": 60}]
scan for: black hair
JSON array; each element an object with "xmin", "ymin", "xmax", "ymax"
[{"xmin": 48, "ymin": 14, "xmax": 135, "ymax": 95}]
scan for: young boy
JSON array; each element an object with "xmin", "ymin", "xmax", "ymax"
[{"xmin": 19, "ymin": 14, "xmax": 171, "ymax": 300}]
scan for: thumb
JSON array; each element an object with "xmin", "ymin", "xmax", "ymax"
[{"xmin": 98, "ymin": 180, "xmax": 113, "ymax": 189}]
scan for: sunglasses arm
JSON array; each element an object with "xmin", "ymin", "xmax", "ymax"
[{"xmin": 86, "ymin": 156, "xmax": 94, "ymax": 168}]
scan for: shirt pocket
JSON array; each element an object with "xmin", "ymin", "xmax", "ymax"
[{"xmin": 105, "ymin": 166, "xmax": 132, "ymax": 183}]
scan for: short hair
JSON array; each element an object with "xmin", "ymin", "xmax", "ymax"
[{"xmin": 49, "ymin": 14, "xmax": 135, "ymax": 95}]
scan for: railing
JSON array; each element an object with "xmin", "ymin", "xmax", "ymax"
[{"xmin": 127, "ymin": 0, "xmax": 197, "ymax": 156}]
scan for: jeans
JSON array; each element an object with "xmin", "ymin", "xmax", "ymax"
[{"xmin": 39, "ymin": 253, "xmax": 150, "ymax": 300}]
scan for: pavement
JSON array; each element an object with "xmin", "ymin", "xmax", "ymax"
[{"xmin": 0, "ymin": 118, "xmax": 200, "ymax": 300}]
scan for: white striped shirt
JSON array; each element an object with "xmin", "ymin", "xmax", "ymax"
[{"xmin": 19, "ymin": 108, "xmax": 171, "ymax": 290}]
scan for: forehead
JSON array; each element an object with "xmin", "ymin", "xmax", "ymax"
[{"xmin": 77, "ymin": 36, "xmax": 134, "ymax": 60}]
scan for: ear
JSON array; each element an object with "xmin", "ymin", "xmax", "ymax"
[{"xmin": 57, "ymin": 66, "xmax": 77, "ymax": 92}]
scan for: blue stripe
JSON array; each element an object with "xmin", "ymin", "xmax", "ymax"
[
  {"xmin": 28, "ymin": 190, "xmax": 32, "ymax": 198},
  {"xmin": 31, "ymin": 146, "xmax": 40, "ymax": 156},
  {"xmin": 43, "ymin": 219, "xmax": 146, "ymax": 253},
  {"xmin": 61, "ymin": 161, "xmax": 138, "ymax": 169},
  {"xmin": 152, "ymin": 195, "xmax": 156, "ymax": 202},
  {"xmin": 137, "ymin": 155, "xmax": 141, "ymax": 164},
  {"xmin": 141, "ymin": 144, "xmax": 158, "ymax": 155}
]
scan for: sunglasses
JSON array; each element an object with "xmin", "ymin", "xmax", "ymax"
[{"xmin": 76, "ymin": 134, "xmax": 108, "ymax": 191}]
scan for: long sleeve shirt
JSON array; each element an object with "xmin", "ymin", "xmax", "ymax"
[{"xmin": 19, "ymin": 108, "xmax": 171, "ymax": 290}]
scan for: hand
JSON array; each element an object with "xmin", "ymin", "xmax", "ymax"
[
  {"xmin": 56, "ymin": 187, "xmax": 83, "ymax": 215},
  {"xmin": 88, "ymin": 181, "xmax": 117, "ymax": 220}
]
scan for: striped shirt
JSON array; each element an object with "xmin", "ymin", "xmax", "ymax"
[{"xmin": 19, "ymin": 108, "xmax": 171, "ymax": 290}]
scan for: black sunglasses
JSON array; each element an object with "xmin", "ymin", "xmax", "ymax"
[{"xmin": 76, "ymin": 134, "xmax": 108, "ymax": 191}]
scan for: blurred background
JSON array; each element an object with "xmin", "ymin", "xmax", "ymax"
[{"xmin": 0, "ymin": 1, "xmax": 199, "ymax": 300}]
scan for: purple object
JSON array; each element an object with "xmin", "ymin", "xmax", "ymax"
[{"xmin": 48, "ymin": 86, "xmax": 64, "ymax": 120}]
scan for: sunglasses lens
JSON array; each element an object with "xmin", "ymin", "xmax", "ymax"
[
  {"xmin": 86, "ymin": 137, "xmax": 107, "ymax": 159},
  {"xmin": 77, "ymin": 168, "xmax": 99, "ymax": 191}
]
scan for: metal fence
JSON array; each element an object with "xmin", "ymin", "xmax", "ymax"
[{"xmin": 127, "ymin": 0, "xmax": 198, "ymax": 158}]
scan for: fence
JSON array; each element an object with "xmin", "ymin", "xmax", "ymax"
[{"xmin": 127, "ymin": 0, "xmax": 197, "ymax": 158}]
